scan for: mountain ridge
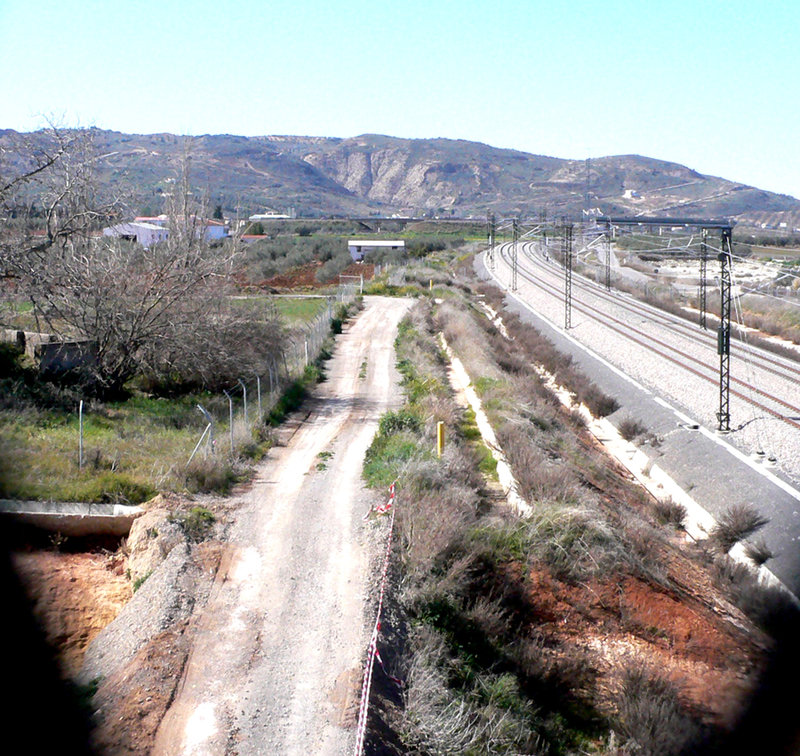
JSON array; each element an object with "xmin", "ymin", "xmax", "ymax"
[{"xmin": 3, "ymin": 128, "xmax": 798, "ymax": 228}]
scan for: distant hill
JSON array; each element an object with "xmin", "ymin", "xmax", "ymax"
[{"xmin": 3, "ymin": 128, "xmax": 799, "ymax": 229}]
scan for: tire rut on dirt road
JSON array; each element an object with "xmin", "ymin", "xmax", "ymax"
[{"xmin": 152, "ymin": 296, "xmax": 412, "ymax": 756}]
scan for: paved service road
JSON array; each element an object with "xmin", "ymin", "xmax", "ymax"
[{"xmin": 152, "ymin": 296, "xmax": 412, "ymax": 756}]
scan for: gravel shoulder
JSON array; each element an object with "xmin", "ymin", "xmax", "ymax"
[
  {"xmin": 148, "ymin": 295, "xmax": 412, "ymax": 755},
  {"xmin": 479, "ymin": 251, "xmax": 800, "ymax": 593},
  {"xmin": 494, "ymin": 243, "xmax": 800, "ymax": 482}
]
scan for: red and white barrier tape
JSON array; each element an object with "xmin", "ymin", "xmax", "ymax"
[
  {"xmin": 375, "ymin": 646, "xmax": 403, "ymax": 688},
  {"xmin": 363, "ymin": 481, "xmax": 395, "ymax": 519},
  {"xmin": 353, "ymin": 482, "xmax": 401, "ymax": 756}
]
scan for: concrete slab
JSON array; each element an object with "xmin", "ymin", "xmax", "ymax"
[{"xmin": 0, "ymin": 500, "xmax": 145, "ymax": 537}]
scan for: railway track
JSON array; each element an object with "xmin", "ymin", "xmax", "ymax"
[
  {"xmin": 520, "ymin": 240, "xmax": 800, "ymax": 383},
  {"xmin": 491, "ymin": 241, "xmax": 800, "ymax": 435}
]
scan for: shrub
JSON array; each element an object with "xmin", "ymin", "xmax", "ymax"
[
  {"xmin": 185, "ymin": 456, "xmax": 237, "ymax": 494},
  {"xmin": 0, "ymin": 342, "xmax": 25, "ymax": 377},
  {"xmin": 581, "ymin": 385, "xmax": 619, "ymax": 418},
  {"xmin": 379, "ymin": 408, "xmax": 422, "ymax": 435},
  {"xmin": 617, "ymin": 660, "xmax": 708, "ymax": 755},
  {"xmin": 618, "ymin": 417, "xmax": 648, "ymax": 441},
  {"xmin": 172, "ymin": 505, "xmax": 216, "ymax": 542},
  {"xmin": 363, "ymin": 431, "xmax": 420, "ymax": 488},
  {"xmin": 711, "ymin": 555, "xmax": 798, "ymax": 631},
  {"xmin": 744, "ymin": 538, "xmax": 774, "ymax": 566},
  {"xmin": 652, "ymin": 498, "xmax": 687, "ymax": 529},
  {"xmin": 526, "ymin": 505, "xmax": 624, "ymax": 582},
  {"xmin": 402, "ymin": 627, "xmax": 545, "ymax": 755},
  {"xmin": 470, "ymin": 520, "xmax": 531, "ymax": 563},
  {"xmin": 711, "ymin": 503, "xmax": 769, "ymax": 553},
  {"xmin": 330, "ymin": 302, "xmax": 350, "ymax": 334},
  {"xmin": 132, "ymin": 570, "xmax": 152, "ymax": 592},
  {"xmin": 267, "ymin": 378, "xmax": 308, "ymax": 426},
  {"xmin": 78, "ymin": 472, "xmax": 155, "ymax": 504}
]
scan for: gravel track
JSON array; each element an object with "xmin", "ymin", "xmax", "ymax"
[
  {"xmin": 151, "ymin": 296, "xmax": 412, "ymax": 756},
  {"xmin": 490, "ymin": 242, "xmax": 800, "ymax": 483}
]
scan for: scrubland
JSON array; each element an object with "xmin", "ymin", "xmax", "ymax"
[{"xmin": 361, "ymin": 261, "xmax": 799, "ymax": 755}]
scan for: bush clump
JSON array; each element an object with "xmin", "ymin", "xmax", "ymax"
[
  {"xmin": 76, "ymin": 472, "xmax": 155, "ymax": 505},
  {"xmin": 711, "ymin": 503, "xmax": 769, "ymax": 553},
  {"xmin": 184, "ymin": 456, "xmax": 237, "ymax": 494},
  {"xmin": 618, "ymin": 417, "xmax": 648, "ymax": 441},
  {"xmin": 172, "ymin": 505, "xmax": 216, "ymax": 542},
  {"xmin": 379, "ymin": 408, "xmax": 421, "ymax": 435},
  {"xmin": 617, "ymin": 661, "xmax": 709, "ymax": 755},
  {"xmin": 652, "ymin": 498, "xmax": 687, "ymax": 529}
]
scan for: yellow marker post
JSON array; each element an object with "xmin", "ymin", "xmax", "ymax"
[
  {"xmin": 429, "ymin": 279, "xmax": 433, "ymax": 291},
  {"xmin": 437, "ymin": 421, "xmax": 445, "ymax": 457}
]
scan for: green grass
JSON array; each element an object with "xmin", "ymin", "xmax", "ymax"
[
  {"xmin": 0, "ymin": 382, "xmax": 275, "ymax": 502},
  {"xmin": 272, "ymin": 296, "xmax": 329, "ymax": 323},
  {"xmin": 0, "ymin": 298, "xmax": 39, "ymax": 331},
  {"xmin": 363, "ymin": 431, "xmax": 422, "ymax": 488},
  {"xmin": 362, "ymin": 281, "xmax": 423, "ymax": 297},
  {"xmin": 0, "ymin": 404, "xmax": 194, "ymax": 502},
  {"xmin": 171, "ymin": 505, "xmax": 216, "ymax": 542},
  {"xmin": 460, "ymin": 407, "xmax": 499, "ymax": 480}
]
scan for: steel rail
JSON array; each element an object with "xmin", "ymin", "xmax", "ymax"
[
  {"xmin": 495, "ymin": 242, "xmax": 800, "ymax": 431},
  {"xmin": 520, "ymin": 240, "xmax": 800, "ymax": 384}
]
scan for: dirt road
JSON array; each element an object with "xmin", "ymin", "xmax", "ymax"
[{"xmin": 152, "ymin": 296, "xmax": 412, "ymax": 755}]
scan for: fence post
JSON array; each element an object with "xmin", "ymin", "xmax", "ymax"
[
  {"xmin": 223, "ymin": 389, "xmax": 234, "ymax": 455},
  {"xmin": 255, "ymin": 374, "xmax": 262, "ymax": 419},
  {"xmin": 78, "ymin": 399, "xmax": 84, "ymax": 470},
  {"xmin": 238, "ymin": 378, "xmax": 248, "ymax": 427},
  {"xmin": 187, "ymin": 424, "xmax": 212, "ymax": 467},
  {"xmin": 197, "ymin": 404, "xmax": 215, "ymax": 455}
]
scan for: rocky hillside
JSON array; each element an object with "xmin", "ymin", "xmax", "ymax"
[{"xmin": 3, "ymin": 128, "xmax": 799, "ymax": 226}]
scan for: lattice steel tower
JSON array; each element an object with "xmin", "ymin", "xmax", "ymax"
[
  {"xmin": 563, "ymin": 222, "xmax": 573, "ymax": 329},
  {"xmin": 717, "ymin": 228, "xmax": 733, "ymax": 431}
]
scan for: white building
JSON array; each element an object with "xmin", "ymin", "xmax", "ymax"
[
  {"xmin": 347, "ymin": 239, "xmax": 405, "ymax": 262},
  {"xmin": 104, "ymin": 215, "xmax": 229, "ymax": 248},
  {"xmin": 103, "ymin": 222, "xmax": 169, "ymax": 249}
]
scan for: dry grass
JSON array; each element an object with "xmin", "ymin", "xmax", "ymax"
[
  {"xmin": 711, "ymin": 503, "xmax": 769, "ymax": 554},
  {"xmin": 618, "ymin": 417, "xmax": 648, "ymax": 442},
  {"xmin": 744, "ymin": 538, "xmax": 774, "ymax": 567},
  {"xmin": 652, "ymin": 498, "xmax": 688, "ymax": 529},
  {"xmin": 370, "ymin": 288, "xmax": 791, "ymax": 755},
  {"xmin": 616, "ymin": 659, "xmax": 709, "ymax": 755}
]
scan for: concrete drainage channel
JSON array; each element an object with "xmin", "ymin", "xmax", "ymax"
[{"xmin": 0, "ymin": 500, "xmax": 144, "ymax": 538}]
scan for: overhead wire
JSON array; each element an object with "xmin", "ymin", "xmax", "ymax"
[{"xmin": 728, "ymin": 259, "xmax": 779, "ymax": 459}]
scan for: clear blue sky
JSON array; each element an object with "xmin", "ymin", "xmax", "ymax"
[{"xmin": 2, "ymin": 0, "xmax": 798, "ymax": 198}]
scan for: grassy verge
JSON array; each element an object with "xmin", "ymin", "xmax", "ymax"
[
  {"xmin": 364, "ymin": 276, "xmax": 794, "ymax": 754},
  {"xmin": 0, "ymin": 300, "xmax": 360, "ymax": 503},
  {"xmin": 365, "ymin": 301, "xmax": 613, "ymax": 753},
  {"xmin": 271, "ymin": 295, "xmax": 329, "ymax": 323}
]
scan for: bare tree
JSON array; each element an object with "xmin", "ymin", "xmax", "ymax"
[{"xmin": 1, "ymin": 128, "xmax": 283, "ymax": 396}]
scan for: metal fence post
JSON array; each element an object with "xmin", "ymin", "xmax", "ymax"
[
  {"xmin": 197, "ymin": 404, "xmax": 215, "ymax": 455},
  {"xmin": 238, "ymin": 378, "xmax": 248, "ymax": 426},
  {"xmin": 223, "ymin": 389, "xmax": 234, "ymax": 455},
  {"xmin": 255, "ymin": 374, "xmax": 262, "ymax": 419},
  {"xmin": 78, "ymin": 399, "xmax": 84, "ymax": 470}
]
